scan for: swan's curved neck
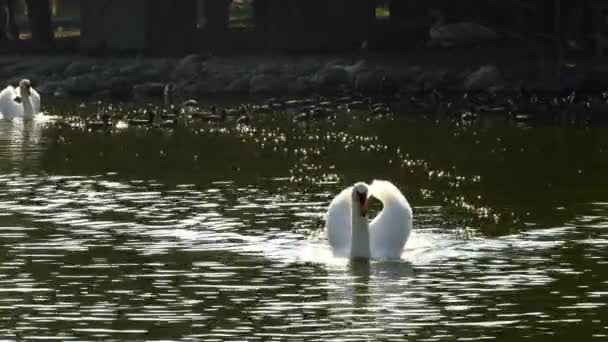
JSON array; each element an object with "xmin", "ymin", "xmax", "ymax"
[
  {"xmin": 350, "ymin": 206, "xmax": 370, "ymax": 259},
  {"xmin": 22, "ymin": 96, "xmax": 34, "ymax": 118}
]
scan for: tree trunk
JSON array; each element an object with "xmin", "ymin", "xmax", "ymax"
[
  {"xmin": 6, "ymin": 0, "xmax": 18, "ymax": 39},
  {"xmin": 25, "ymin": 0, "xmax": 54, "ymax": 47},
  {"xmin": 253, "ymin": 0, "xmax": 268, "ymax": 33},
  {"xmin": 203, "ymin": 0, "xmax": 229, "ymax": 34}
]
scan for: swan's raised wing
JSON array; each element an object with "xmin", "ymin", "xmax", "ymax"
[
  {"xmin": 0, "ymin": 86, "xmax": 21, "ymax": 119},
  {"xmin": 325, "ymin": 187, "xmax": 352, "ymax": 257},
  {"xmin": 369, "ymin": 180, "xmax": 413, "ymax": 259},
  {"xmin": 30, "ymin": 88, "xmax": 41, "ymax": 114}
]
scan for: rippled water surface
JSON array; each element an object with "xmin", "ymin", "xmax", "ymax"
[{"xmin": 0, "ymin": 108, "xmax": 607, "ymax": 341}]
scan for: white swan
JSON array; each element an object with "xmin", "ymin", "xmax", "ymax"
[
  {"xmin": 325, "ymin": 180, "xmax": 413, "ymax": 260},
  {"xmin": 0, "ymin": 79, "xmax": 41, "ymax": 120}
]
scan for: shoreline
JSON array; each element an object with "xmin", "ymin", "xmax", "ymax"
[{"xmin": 1, "ymin": 51, "xmax": 607, "ymax": 122}]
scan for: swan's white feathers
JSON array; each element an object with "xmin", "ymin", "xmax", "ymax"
[
  {"xmin": 30, "ymin": 88, "xmax": 41, "ymax": 115},
  {"xmin": 325, "ymin": 186, "xmax": 353, "ymax": 257},
  {"xmin": 369, "ymin": 180, "xmax": 412, "ymax": 259},
  {"xmin": 325, "ymin": 179, "xmax": 413, "ymax": 260},
  {"xmin": 0, "ymin": 80, "xmax": 41, "ymax": 120},
  {"xmin": 0, "ymin": 85, "xmax": 22, "ymax": 119}
]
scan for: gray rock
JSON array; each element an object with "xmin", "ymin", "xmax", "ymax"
[
  {"xmin": 288, "ymin": 77, "xmax": 314, "ymax": 95},
  {"xmin": 142, "ymin": 59, "xmax": 174, "ymax": 81},
  {"xmin": 312, "ymin": 66, "xmax": 349, "ymax": 91},
  {"xmin": 429, "ymin": 21, "xmax": 499, "ymax": 48},
  {"xmin": 181, "ymin": 81, "xmax": 205, "ymax": 98},
  {"xmin": 64, "ymin": 61, "xmax": 94, "ymax": 77},
  {"xmin": 65, "ymin": 73, "xmax": 100, "ymax": 97},
  {"xmin": 32, "ymin": 59, "xmax": 71, "ymax": 76},
  {"xmin": 249, "ymin": 74, "xmax": 287, "ymax": 95},
  {"xmin": 256, "ymin": 62, "xmax": 281, "ymax": 75},
  {"xmin": 117, "ymin": 62, "xmax": 146, "ymax": 83},
  {"xmin": 174, "ymin": 54, "xmax": 203, "ymax": 79},
  {"xmin": 192, "ymin": 73, "xmax": 234, "ymax": 95},
  {"xmin": 225, "ymin": 75, "xmax": 251, "ymax": 93},
  {"xmin": 354, "ymin": 70, "xmax": 382, "ymax": 93},
  {"xmin": 53, "ymin": 87, "xmax": 67, "ymax": 98},
  {"xmin": 418, "ymin": 69, "xmax": 449, "ymax": 91},
  {"xmin": 90, "ymin": 62, "xmax": 107, "ymax": 73},
  {"xmin": 292, "ymin": 59, "xmax": 323, "ymax": 77},
  {"xmin": 464, "ymin": 65, "xmax": 503, "ymax": 91},
  {"xmin": 0, "ymin": 63, "xmax": 27, "ymax": 79},
  {"xmin": 312, "ymin": 60, "xmax": 366, "ymax": 92},
  {"xmin": 94, "ymin": 90, "xmax": 112, "ymax": 98},
  {"xmin": 133, "ymin": 82, "xmax": 165, "ymax": 99},
  {"xmin": 36, "ymin": 81, "xmax": 62, "ymax": 96},
  {"xmin": 109, "ymin": 77, "xmax": 133, "ymax": 98}
]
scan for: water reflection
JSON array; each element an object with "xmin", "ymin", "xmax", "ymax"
[
  {"xmin": 0, "ymin": 119, "xmax": 45, "ymax": 172},
  {"xmin": 0, "ymin": 108, "xmax": 606, "ymax": 340}
]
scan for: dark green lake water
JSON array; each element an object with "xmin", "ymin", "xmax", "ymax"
[{"xmin": 0, "ymin": 107, "xmax": 606, "ymax": 341}]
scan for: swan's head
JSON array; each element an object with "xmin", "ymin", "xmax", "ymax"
[
  {"xmin": 19, "ymin": 79, "xmax": 32, "ymax": 97},
  {"xmin": 351, "ymin": 182, "xmax": 369, "ymax": 217}
]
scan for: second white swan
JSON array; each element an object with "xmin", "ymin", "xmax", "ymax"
[
  {"xmin": 0, "ymin": 79, "xmax": 41, "ymax": 120},
  {"xmin": 325, "ymin": 180, "xmax": 413, "ymax": 260}
]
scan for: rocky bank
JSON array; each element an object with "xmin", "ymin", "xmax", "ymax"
[{"xmin": 0, "ymin": 53, "xmax": 605, "ymax": 103}]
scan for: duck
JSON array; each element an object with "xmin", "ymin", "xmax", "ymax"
[
  {"xmin": 0, "ymin": 79, "xmax": 41, "ymax": 120},
  {"xmin": 86, "ymin": 112, "xmax": 112, "ymax": 130},
  {"xmin": 190, "ymin": 105, "xmax": 226, "ymax": 122},
  {"xmin": 161, "ymin": 105, "xmax": 180, "ymax": 121},
  {"xmin": 325, "ymin": 180, "xmax": 413, "ymax": 260},
  {"xmin": 345, "ymin": 99, "xmax": 370, "ymax": 112},
  {"xmin": 159, "ymin": 118, "xmax": 179, "ymax": 128},
  {"xmin": 236, "ymin": 115, "xmax": 252, "ymax": 125},
  {"xmin": 293, "ymin": 111, "xmax": 311, "ymax": 123},
  {"xmin": 371, "ymin": 103, "xmax": 391, "ymax": 116},
  {"xmin": 460, "ymin": 110, "xmax": 477, "ymax": 121},
  {"xmin": 310, "ymin": 106, "xmax": 334, "ymax": 119},
  {"xmin": 127, "ymin": 109, "xmax": 155, "ymax": 126}
]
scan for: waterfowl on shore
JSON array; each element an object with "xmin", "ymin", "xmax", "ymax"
[
  {"xmin": 0, "ymin": 79, "xmax": 41, "ymax": 120},
  {"xmin": 293, "ymin": 111, "xmax": 311, "ymax": 123},
  {"xmin": 181, "ymin": 99, "xmax": 198, "ymax": 108},
  {"xmin": 161, "ymin": 105, "xmax": 180, "ymax": 121},
  {"xmin": 159, "ymin": 118, "xmax": 179, "ymax": 128},
  {"xmin": 191, "ymin": 106, "xmax": 227, "ymax": 122},
  {"xmin": 86, "ymin": 111, "xmax": 112, "ymax": 129},
  {"xmin": 345, "ymin": 100, "xmax": 369, "ymax": 112},
  {"xmin": 371, "ymin": 103, "xmax": 391, "ymax": 116},
  {"xmin": 236, "ymin": 115, "xmax": 252, "ymax": 125},
  {"xmin": 460, "ymin": 110, "xmax": 477, "ymax": 121},
  {"xmin": 264, "ymin": 97, "xmax": 284, "ymax": 109},
  {"xmin": 127, "ymin": 109, "xmax": 155, "ymax": 126},
  {"xmin": 310, "ymin": 106, "xmax": 334, "ymax": 119}
]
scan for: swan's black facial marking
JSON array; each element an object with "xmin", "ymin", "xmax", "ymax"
[
  {"xmin": 13, "ymin": 96, "xmax": 22, "ymax": 104},
  {"xmin": 356, "ymin": 190, "xmax": 366, "ymax": 206}
]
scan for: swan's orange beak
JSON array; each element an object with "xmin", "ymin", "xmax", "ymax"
[{"xmin": 361, "ymin": 200, "xmax": 368, "ymax": 217}]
